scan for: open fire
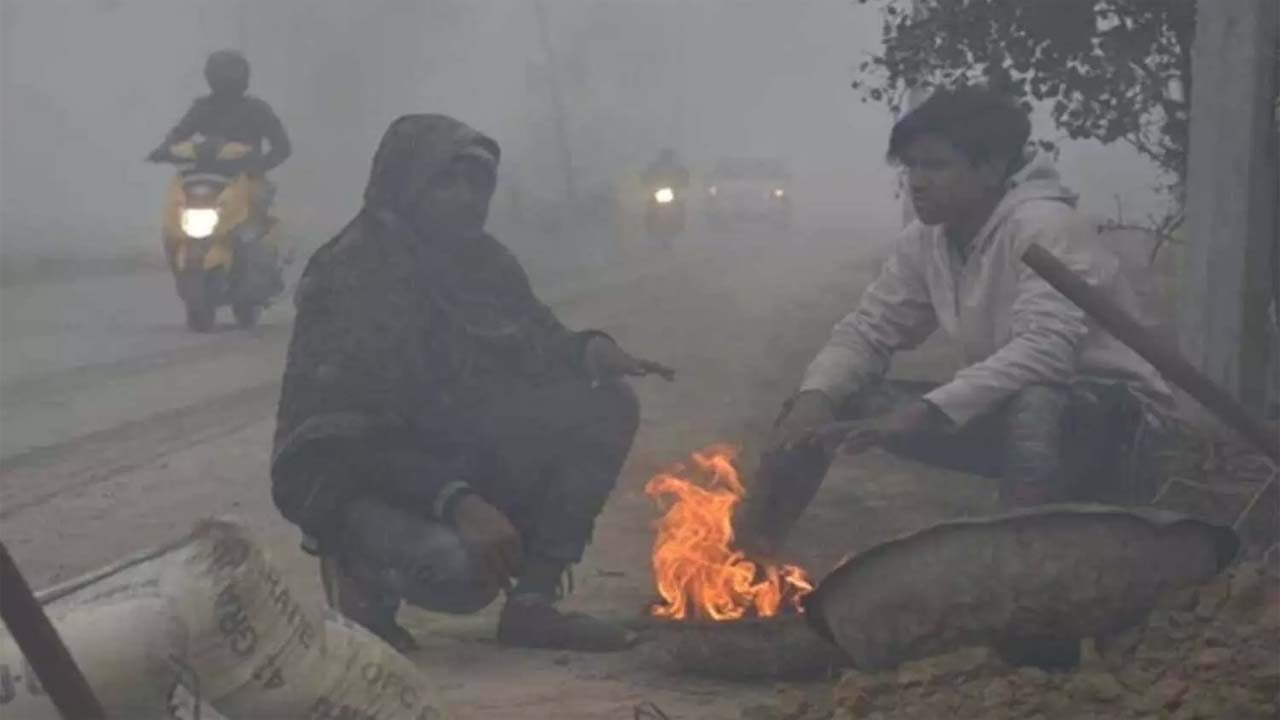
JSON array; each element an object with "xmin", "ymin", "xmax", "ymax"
[{"xmin": 645, "ymin": 444, "xmax": 812, "ymax": 621}]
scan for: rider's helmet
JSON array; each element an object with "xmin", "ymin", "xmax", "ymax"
[{"xmin": 204, "ymin": 50, "xmax": 250, "ymax": 97}]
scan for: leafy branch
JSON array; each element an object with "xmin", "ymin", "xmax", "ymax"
[{"xmin": 852, "ymin": 0, "xmax": 1196, "ymax": 192}]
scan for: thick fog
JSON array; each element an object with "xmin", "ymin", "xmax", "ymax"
[{"xmin": 1, "ymin": 0, "xmax": 1165, "ymax": 279}]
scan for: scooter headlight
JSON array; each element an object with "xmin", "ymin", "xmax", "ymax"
[
  {"xmin": 773, "ymin": 188, "xmax": 786, "ymax": 199},
  {"xmin": 180, "ymin": 208, "xmax": 220, "ymax": 239},
  {"xmin": 654, "ymin": 187, "xmax": 675, "ymax": 204}
]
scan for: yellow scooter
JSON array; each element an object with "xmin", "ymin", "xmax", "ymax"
[
  {"xmin": 644, "ymin": 183, "xmax": 686, "ymax": 250},
  {"xmin": 156, "ymin": 136, "xmax": 284, "ymax": 332}
]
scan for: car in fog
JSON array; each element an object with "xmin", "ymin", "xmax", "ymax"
[{"xmin": 705, "ymin": 157, "xmax": 792, "ymax": 230}]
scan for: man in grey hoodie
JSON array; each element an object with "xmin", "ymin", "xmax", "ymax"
[{"xmin": 739, "ymin": 87, "xmax": 1177, "ymax": 555}]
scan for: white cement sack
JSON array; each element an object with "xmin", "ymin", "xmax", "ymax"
[
  {"xmin": 6, "ymin": 518, "xmax": 450, "ymax": 720},
  {"xmin": 0, "ymin": 596, "xmax": 185, "ymax": 719}
]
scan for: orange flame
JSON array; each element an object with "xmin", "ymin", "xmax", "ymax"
[{"xmin": 645, "ymin": 444, "xmax": 812, "ymax": 621}]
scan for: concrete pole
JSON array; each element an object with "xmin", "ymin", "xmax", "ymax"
[{"xmin": 1180, "ymin": 0, "xmax": 1279, "ymax": 415}]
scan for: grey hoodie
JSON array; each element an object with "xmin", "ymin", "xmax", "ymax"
[{"xmin": 800, "ymin": 156, "xmax": 1174, "ymax": 426}]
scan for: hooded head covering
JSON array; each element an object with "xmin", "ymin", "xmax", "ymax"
[
  {"xmin": 274, "ymin": 115, "xmax": 586, "ymax": 542},
  {"xmin": 363, "ymin": 114, "xmax": 501, "ymax": 223}
]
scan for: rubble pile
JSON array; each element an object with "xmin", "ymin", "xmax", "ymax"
[{"xmin": 740, "ymin": 562, "xmax": 1279, "ymax": 720}]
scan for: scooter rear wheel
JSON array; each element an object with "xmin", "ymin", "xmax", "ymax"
[
  {"xmin": 232, "ymin": 302, "xmax": 261, "ymax": 329},
  {"xmin": 185, "ymin": 301, "xmax": 216, "ymax": 333}
]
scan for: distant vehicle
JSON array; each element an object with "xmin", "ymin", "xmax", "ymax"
[
  {"xmin": 705, "ymin": 158, "xmax": 792, "ymax": 230},
  {"xmin": 643, "ymin": 150, "xmax": 690, "ymax": 249},
  {"xmin": 150, "ymin": 135, "xmax": 284, "ymax": 332}
]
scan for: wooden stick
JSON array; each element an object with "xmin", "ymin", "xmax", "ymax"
[
  {"xmin": 0, "ymin": 542, "xmax": 106, "ymax": 719},
  {"xmin": 1022, "ymin": 242, "xmax": 1279, "ymax": 462}
]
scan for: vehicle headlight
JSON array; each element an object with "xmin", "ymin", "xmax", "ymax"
[
  {"xmin": 180, "ymin": 208, "xmax": 220, "ymax": 239},
  {"xmin": 773, "ymin": 188, "xmax": 786, "ymax": 199},
  {"xmin": 708, "ymin": 185, "xmax": 718, "ymax": 197},
  {"xmin": 654, "ymin": 187, "xmax": 675, "ymax": 204}
]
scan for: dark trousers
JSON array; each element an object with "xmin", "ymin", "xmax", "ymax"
[
  {"xmin": 337, "ymin": 378, "xmax": 639, "ymax": 614},
  {"xmin": 845, "ymin": 379, "xmax": 1172, "ymax": 505}
]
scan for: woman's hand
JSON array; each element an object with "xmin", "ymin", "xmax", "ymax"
[{"xmin": 584, "ymin": 335, "xmax": 675, "ymax": 381}]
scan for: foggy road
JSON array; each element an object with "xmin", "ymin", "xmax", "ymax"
[
  {"xmin": 0, "ymin": 269, "xmax": 288, "ymax": 386},
  {"xmin": 0, "ymin": 267, "xmax": 300, "ymax": 460}
]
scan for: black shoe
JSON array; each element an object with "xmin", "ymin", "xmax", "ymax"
[
  {"xmin": 365, "ymin": 618, "xmax": 421, "ymax": 654},
  {"xmin": 320, "ymin": 556, "xmax": 420, "ymax": 654}
]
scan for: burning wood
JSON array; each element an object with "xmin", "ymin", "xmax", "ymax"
[{"xmin": 645, "ymin": 444, "xmax": 812, "ymax": 621}]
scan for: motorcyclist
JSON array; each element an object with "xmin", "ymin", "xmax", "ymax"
[
  {"xmin": 148, "ymin": 50, "xmax": 291, "ymax": 294},
  {"xmin": 643, "ymin": 147, "xmax": 690, "ymax": 194},
  {"xmin": 148, "ymin": 51, "xmax": 290, "ymax": 221}
]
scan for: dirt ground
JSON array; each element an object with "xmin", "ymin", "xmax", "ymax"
[
  {"xmin": 2, "ymin": 224, "xmax": 1276, "ymax": 719},
  {"xmin": 1, "ymin": 227, "xmax": 879, "ymax": 718}
]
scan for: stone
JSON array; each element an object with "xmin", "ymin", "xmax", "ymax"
[
  {"xmin": 1036, "ymin": 689, "xmax": 1072, "ymax": 716},
  {"xmin": 1234, "ymin": 477, "xmax": 1279, "ymax": 554},
  {"xmin": 795, "ymin": 692, "xmax": 833, "ymax": 720},
  {"xmin": 1224, "ymin": 564, "xmax": 1269, "ymax": 619},
  {"xmin": 1014, "ymin": 666, "xmax": 1049, "ymax": 688},
  {"xmin": 740, "ymin": 704, "xmax": 783, "ymax": 720},
  {"xmin": 1065, "ymin": 671, "xmax": 1126, "ymax": 702},
  {"xmin": 1257, "ymin": 585, "xmax": 1280, "ymax": 629},
  {"xmin": 1246, "ymin": 665, "xmax": 1280, "ymax": 698},
  {"xmin": 773, "ymin": 687, "xmax": 810, "ymax": 719},
  {"xmin": 1135, "ymin": 630, "xmax": 1179, "ymax": 661},
  {"xmin": 1178, "ymin": 691, "xmax": 1242, "ymax": 720},
  {"xmin": 1078, "ymin": 637, "xmax": 1105, "ymax": 669},
  {"xmin": 1167, "ymin": 610, "xmax": 1200, "ymax": 631},
  {"xmin": 833, "ymin": 670, "xmax": 888, "ymax": 714},
  {"xmin": 1126, "ymin": 692, "xmax": 1156, "ymax": 716},
  {"xmin": 834, "ymin": 686, "xmax": 872, "ymax": 715},
  {"xmin": 1195, "ymin": 577, "xmax": 1232, "ymax": 619},
  {"xmin": 1200, "ymin": 625, "xmax": 1231, "ymax": 647},
  {"xmin": 982, "ymin": 677, "xmax": 1015, "ymax": 707},
  {"xmin": 895, "ymin": 647, "xmax": 1002, "ymax": 688},
  {"xmin": 1236, "ymin": 640, "xmax": 1275, "ymax": 669},
  {"xmin": 1191, "ymin": 647, "xmax": 1234, "ymax": 672},
  {"xmin": 1157, "ymin": 586, "xmax": 1200, "ymax": 613},
  {"xmin": 1098, "ymin": 626, "xmax": 1143, "ymax": 663},
  {"xmin": 1142, "ymin": 677, "xmax": 1190, "ymax": 712},
  {"xmin": 1117, "ymin": 662, "xmax": 1161, "ymax": 692}
]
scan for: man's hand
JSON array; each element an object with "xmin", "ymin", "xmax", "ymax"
[
  {"xmin": 584, "ymin": 335, "xmax": 675, "ymax": 381},
  {"xmin": 839, "ymin": 399, "xmax": 939, "ymax": 455},
  {"xmin": 769, "ymin": 390, "xmax": 837, "ymax": 452},
  {"xmin": 736, "ymin": 390, "xmax": 838, "ymax": 558},
  {"xmin": 452, "ymin": 495, "xmax": 523, "ymax": 590}
]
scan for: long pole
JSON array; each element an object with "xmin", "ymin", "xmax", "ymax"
[
  {"xmin": 1022, "ymin": 243, "xmax": 1280, "ymax": 462},
  {"xmin": 0, "ymin": 542, "xmax": 106, "ymax": 719}
]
